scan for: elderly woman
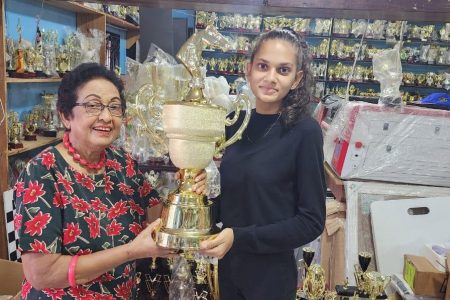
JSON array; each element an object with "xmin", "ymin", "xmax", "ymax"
[{"xmin": 14, "ymin": 63, "xmax": 205, "ymax": 299}]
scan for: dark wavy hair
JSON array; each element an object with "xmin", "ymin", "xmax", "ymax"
[
  {"xmin": 57, "ymin": 63, "xmax": 126, "ymax": 120},
  {"xmin": 249, "ymin": 28, "xmax": 314, "ymax": 128}
]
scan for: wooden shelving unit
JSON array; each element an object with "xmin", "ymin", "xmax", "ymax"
[
  {"xmin": 6, "ymin": 77, "xmax": 62, "ymax": 84},
  {"xmin": 8, "ymin": 131, "xmax": 64, "ymax": 157},
  {"xmin": 0, "ymin": 0, "xmax": 140, "ymax": 260}
]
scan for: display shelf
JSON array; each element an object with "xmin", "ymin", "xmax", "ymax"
[
  {"xmin": 44, "ymin": 0, "xmax": 101, "ymax": 14},
  {"xmin": 106, "ymin": 14, "xmax": 139, "ymax": 30},
  {"xmin": 331, "ymin": 35, "xmax": 387, "ymax": 42},
  {"xmin": 8, "ymin": 131, "xmax": 64, "ymax": 157},
  {"xmin": 207, "ymin": 71, "xmax": 244, "ymax": 77},
  {"xmin": 217, "ymin": 28, "xmax": 261, "ymax": 35},
  {"xmin": 203, "ymin": 49, "xmax": 249, "ymax": 55},
  {"xmin": 6, "ymin": 77, "xmax": 62, "ymax": 84}
]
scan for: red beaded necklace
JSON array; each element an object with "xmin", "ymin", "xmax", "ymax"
[{"xmin": 63, "ymin": 132, "xmax": 106, "ymax": 171}]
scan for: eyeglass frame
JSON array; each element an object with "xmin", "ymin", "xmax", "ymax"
[{"xmin": 73, "ymin": 100, "xmax": 125, "ymax": 117}]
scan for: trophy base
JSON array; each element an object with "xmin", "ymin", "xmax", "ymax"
[
  {"xmin": 157, "ymin": 226, "xmax": 221, "ymax": 251},
  {"xmin": 24, "ymin": 134, "xmax": 37, "ymax": 141},
  {"xmin": 336, "ymin": 285, "xmax": 388, "ymax": 299},
  {"xmin": 10, "ymin": 71, "xmax": 36, "ymax": 78},
  {"xmin": 42, "ymin": 130, "xmax": 58, "ymax": 137},
  {"xmin": 8, "ymin": 142, "xmax": 23, "ymax": 150}
]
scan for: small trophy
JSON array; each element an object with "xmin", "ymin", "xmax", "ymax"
[
  {"xmin": 8, "ymin": 111, "xmax": 23, "ymax": 150},
  {"xmin": 23, "ymin": 112, "xmax": 38, "ymax": 141},
  {"xmin": 41, "ymin": 92, "xmax": 58, "ymax": 137},
  {"xmin": 298, "ymin": 247, "xmax": 337, "ymax": 300},
  {"xmin": 336, "ymin": 252, "xmax": 390, "ymax": 300}
]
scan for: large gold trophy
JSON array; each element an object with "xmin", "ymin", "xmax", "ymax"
[
  {"xmin": 156, "ymin": 25, "xmax": 252, "ymax": 299},
  {"xmin": 157, "ymin": 25, "xmax": 251, "ymax": 250}
]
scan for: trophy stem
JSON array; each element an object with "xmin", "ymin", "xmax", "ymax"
[{"xmin": 179, "ymin": 168, "xmax": 203, "ymax": 204}]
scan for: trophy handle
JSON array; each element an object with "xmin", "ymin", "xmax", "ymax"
[{"xmin": 215, "ymin": 93, "xmax": 252, "ymax": 155}]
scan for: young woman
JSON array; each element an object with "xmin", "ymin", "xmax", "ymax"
[{"xmin": 200, "ymin": 28, "xmax": 326, "ymax": 300}]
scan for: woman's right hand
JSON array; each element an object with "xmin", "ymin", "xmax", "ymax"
[{"xmin": 128, "ymin": 218, "xmax": 176, "ymax": 260}]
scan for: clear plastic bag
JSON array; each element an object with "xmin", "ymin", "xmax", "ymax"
[{"xmin": 372, "ymin": 43, "xmax": 402, "ymax": 106}]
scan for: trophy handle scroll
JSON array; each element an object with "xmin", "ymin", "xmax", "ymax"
[{"xmin": 215, "ymin": 92, "xmax": 252, "ymax": 156}]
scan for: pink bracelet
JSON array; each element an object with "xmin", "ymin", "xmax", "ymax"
[{"xmin": 68, "ymin": 255, "xmax": 79, "ymax": 288}]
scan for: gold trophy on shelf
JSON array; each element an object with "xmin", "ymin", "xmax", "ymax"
[
  {"xmin": 336, "ymin": 252, "xmax": 390, "ymax": 300},
  {"xmin": 23, "ymin": 112, "xmax": 38, "ymax": 141},
  {"xmin": 41, "ymin": 92, "xmax": 58, "ymax": 137},
  {"xmin": 8, "ymin": 111, "xmax": 23, "ymax": 150}
]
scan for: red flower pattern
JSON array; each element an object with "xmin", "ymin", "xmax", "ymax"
[
  {"xmin": 41, "ymin": 152, "xmax": 56, "ymax": 170},
  {"xmin": 15, "ymin": 180, "xmax": 25, "ymax": 197},
  {"xmin": 104, "ymin": 174, "xmax": 113, "ymax": 194},
  {"xmin": 91, "ymin": 197, "xmax": 107, "ymax": 213},
  {"xmin": 84, "ymin": 213, "xmax": 100, "ymax": 239},
  {"xmin": 117, "ymin": 182, "xmax": 134, "ymax": 196},
  {"xmin": 128, "ymin": 200, "xmax": 145, "ymax": 216},
  {"xmin": 74, "ymin": 171, "xmax": 95, "ymax": 192},
  {"xmin": 15, "ymin": 147, "xmax": 162, "ymax": 299},
  {"xmin": 94, "ymin": 293, "xmax": 115, "ymax": 300},
  {"xmin": 138, "ymin": 180, "xmax": 152, "ymax": 198},
  {"xmin": 63, "ymin": 222, "xmax": 82, "ymax": 245},
  {"xmin": 93, "ymin": 272, "xmax": 115, "ymax": 283},
  {"xmin": 14, "ymin": 213, "xmax": 23, "ymax": 232},
  {"xmin": 68, "ymin": 285, "xmax": 95, "ymax": 299},
  {"xmin": 23, "ymin": 181, "xmax": 46, "ymax": 204},
  {"xmin": 106, "ymin": 220, "xmax": 123, "ymax": 236},
  {"xmin": 76, "ymin": 249, "xmax": 92, "ymax": 256},
  {"xmin": 128, "ymin": 222, "xmax": 142, "ymax": 236},
  {"xmin": 125, "ymin": 154, "xmax": 136, "ymax": 178},
  {"xmin": 24, "ymin": 211, "xmax": 52, "ymax": 236},
  {"xmin": 30, "ymin": 239, "xmax": 50, "ymax": 253},
  {"xmin": 114, "ymin": 280, "xmax": 132, "ymax": 300},
  {"xmin": 56, "ymin": 171, "xmax": 74, "ymax": 194},
  {"xmin": 149, "ymin": 197, "xmax": 161, "ymax": 207},
  {"xmin": 107, "ymin": 200, "xmax": 128, "ymax": 219},
  {"xmin": 21, "ymin": 281, "xmax": 32, "ymax": 299},
  {"xmin": 71, "ymin": 195, "xmax": 90, "ymax": 212},
  {"xmin": 106, "ymin": 158, "xmax": 122, "ymax": 171},
  {"xmin": 42, "ymin": 288, "xmax": 66, "ymax": 300},
  {"xmin": 52, "ymin": 191, "xmax": 70, "ymax": 208}
]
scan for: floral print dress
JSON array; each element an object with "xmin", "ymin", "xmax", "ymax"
[{"xmin": 14, "ymin": 146, "xmax": 161, "ymax": 300}]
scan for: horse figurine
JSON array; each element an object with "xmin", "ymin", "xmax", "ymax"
[{"xmin": 176, "ymin": 25, "xmax": 231, "ymax": 80}]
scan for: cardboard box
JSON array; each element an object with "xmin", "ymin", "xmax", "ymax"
[
  {"xmin": 423, "ymin": 243, "xmax": 449, "ymax": 272},
  {"xmin": 404, "ymin": 254, "xmax": 446, "ymax": 298},
  {"xmin": 0, "ymin": 259, "xmax": 23, "ymax": 299}
]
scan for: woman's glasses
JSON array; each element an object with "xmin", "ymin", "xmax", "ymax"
[{"xmin": 74, "ymin": 101, "xmax": 124, "ymax": 117}]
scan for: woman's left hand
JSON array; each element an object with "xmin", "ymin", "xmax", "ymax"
[
  {"xmin": 175, "ymin": 169, "xmax": 207, "ymax": 195},
  {"xmin": 198, "ymin": 228, "xmax": 234, "ymax": 259}
]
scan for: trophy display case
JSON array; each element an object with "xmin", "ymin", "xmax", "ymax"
[{"xmin": 196, "ymin": 11, "xmax": 450, "ymax": 102}]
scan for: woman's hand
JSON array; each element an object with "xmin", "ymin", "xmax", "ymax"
[
  {"xmin": 198, "ymin": 228, "xmax": 234, "ymax": 259},
  {"xmin": 175, "ymin": 169, "xmax": 207, "ymax": 195},
  {"xmin": 128, "ymin": 219, "xmax": 176, "ymax": 260}
]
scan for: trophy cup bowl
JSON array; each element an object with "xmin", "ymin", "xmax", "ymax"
[{"xmin": 157, "ymin": 98, "xmax": 250, "ymax": 251}]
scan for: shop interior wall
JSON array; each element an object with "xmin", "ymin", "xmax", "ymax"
[
  {"xmin": 4, "ymin": 0, "xmax": 128, "ymax": 126},
  {"xmin": 138, "ymin": 8, "xmax": 194, "ymax": 61}
]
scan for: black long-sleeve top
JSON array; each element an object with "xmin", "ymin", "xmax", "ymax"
[{"xmin": 216, "ymin": 109, "xmax": 326, "ymax": 255}]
